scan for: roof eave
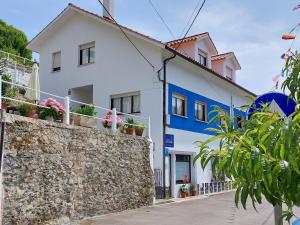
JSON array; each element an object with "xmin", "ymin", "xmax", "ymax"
[{"xmin": 165, "ymin": 46, "xmax": 256, "ymax": 97}]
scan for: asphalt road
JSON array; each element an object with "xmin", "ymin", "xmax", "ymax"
[{"xmin": 76, "ymin": 192, "xmax": 300, "ymax": 225}]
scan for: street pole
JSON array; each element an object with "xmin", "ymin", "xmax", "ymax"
[{"xmin": 274, "ymin": 204, "xmax": 283, "ymax": 225}]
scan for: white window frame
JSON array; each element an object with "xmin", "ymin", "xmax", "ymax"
[
  {"xmin": 198, "ymin": 49, "xmax": 208, "ymax": 67},
  {"xmin": 79, "ymin": 42, "xmax": 95, "ymax": 66},
  {"xmin": 226, "ymin": 66, "xmax": 233, "ymax": 80},
  {"xmin": 52, "ymin": 51, "xmax": 61, "ymax": 72},
  {"xmin": 172, "ymin": 93, "xmax": 187, "ymax": 117},
  {"xmin": 195, "ymin": 100, "xmax": 207, "ymax": 122},
  {"xmin": 111, "ymin": 92, "xmax": 140, "ymax": 114}
]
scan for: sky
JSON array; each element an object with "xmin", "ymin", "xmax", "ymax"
[{"xmin": 1, "ymin": 0, "xmax": 300, "ymax": 95}]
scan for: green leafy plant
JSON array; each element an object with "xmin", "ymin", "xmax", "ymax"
[
  {"xmin": 195, "ymin": 52, "xmax": 300, "ymax": 225},
  {"xmin": 124, "ymin": 118, "xmax": 135, "ymax": 129},
  {"xmin": 134, "ymin": 123, "xmax": 145, "ymax": 131},
  {"xmin": 180, "ymin": 185, "xmax": 188, "ymax": 193},
  {"xmin": 189, "ymin": 184, "xmax": 196, "ymax": 192},
  {"xmin": 17, "ymin": 103, "xmax": 36, "ymax": 116},
  {"xmin": 72, "ymin": 105, "xmax": 97, "ymax": 116}
]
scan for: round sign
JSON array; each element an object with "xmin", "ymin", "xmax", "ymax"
[{"xmin": 248, "ymin": 92, "xmax": 296, "ymax": 118}]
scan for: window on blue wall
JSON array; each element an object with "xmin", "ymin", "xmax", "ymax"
[
  {"xmin": 172, "ymin": 93, "xmax": 187, "ymax": 117},
  {"xmin": 219, "ymin": 110, "xmax": 228, "ymax": 127},
  {"xmin": 176, "ymin": 155, "xmax": 191, "ymax": 184},
  {"xmin": 195, "ymin": 101, "xmax": 207, "ymax": 122},
  {"xmin": 236, "ymin": 115, "xmax": 244, "ymax": 129}
]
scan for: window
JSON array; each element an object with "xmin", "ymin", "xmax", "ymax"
[
  {"xmin": 236, "ymin": 115, "xmax": 244, "ymax": 129},
  {"xmin": 226, "ymin": 66, "xmax": 233, "ymax": 80},
  {"xmin": 52, "ymin": 51, "xmax": 61, "ymax": 72},
  {"xmin": 172, "ymin": 93, "xmax": 187, "ymax": 117},
  {"xmin": 79, "ymin": 42, "xmax": 95, "ymax": 65},
  {"xmin": 111, "ymin": 94, "xmax": 140, "ymax": 114},
  {"xmin": 219, "ymin": 110, "xmax": 228, "ymax": 127},
  {"xmin": 198, "ymin": 50, "xmax": 207, "ymax": 67},
  {"xmin": 195, "ymin": 101, "xmax": 207, "ymax": 122},
  {"xmin": 176, "ymin": 155, "xmax": 191, "ymax": 184}
]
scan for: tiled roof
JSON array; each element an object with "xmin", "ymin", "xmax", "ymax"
[
  {"xmin": 212, "ymin": 52, "xmax": 241, "ymax": 70},
  {"xmin": 68, "ymin": 3, "xmax": 163, "ymax": 46},
  {"xmin": 167, "ymin": 32, "xmax": 208, "ymax": 45}
]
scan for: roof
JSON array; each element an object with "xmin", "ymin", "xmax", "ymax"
[
  {"xmin": 165, "ymin": 46, "xmax": 256, "ymax": 97},
  {"xmin": 27, "ymin": 3, "xmax": 164, "ymax": 51},
  {"xmin": 212, "ymin": 52, "xmax": 241, "ymax": 70},
  {"xmin": 167, "ymin": 32, "xmax": 218, "ymax": 55}
]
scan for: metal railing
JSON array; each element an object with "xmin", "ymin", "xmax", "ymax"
[
  {"xmin": 198, "ymin": 180, "xmax": 235, "ymax": 195},
  {"xmin": 0, "ymin": 77, "xmax": 151, "ymax": 138},
  {"xmin": 0, "ymin": 50, "xmax": 36, "ymax": 86}
]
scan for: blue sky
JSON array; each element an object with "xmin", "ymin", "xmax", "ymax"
[{"xmin": 1, "ymin": 0, "xmax": 300, "ymax": 95}]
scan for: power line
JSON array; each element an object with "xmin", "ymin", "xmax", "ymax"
[
  {"xmin": 96, "ymin": 0, "xmax": 155, "ymax": 69},
  {"xmin": 157, "ymin": 0, "xmax": 208, "ymax": 74},
  {"xmin": 147, "ymin": 0, "xmax": 176, "ymax": 39},
  {"xmin": 176, "ymin": 0, "xmax": 207, "ymax": 50},
  {"xmin": 180, "ymin": 0, "xmax": 203, "ymax": 37}
]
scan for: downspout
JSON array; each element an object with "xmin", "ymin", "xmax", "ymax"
[{"xmin": 161, "ymin": 53, "xmax": 176, "ymax": 198}]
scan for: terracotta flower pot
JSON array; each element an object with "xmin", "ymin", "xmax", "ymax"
[
  {"xmin": 135, "ymin": 128, "xmax": 144, "ymax": 136},
  {"xmin": 180, "ymin": 192, "xmax": 186, "ymax": 198},
  {"xmin": 26, "ymin": 111, "xmax": 36, "ymax": 118},
  {"xmin": 191, "ymin": 190, "xmax": 197, "ymax": 196},
  {"xmin": 125, "ymin": 127, "xmax": 134, "ymax": 135},
  {"xmin": 1, "ymin": 103, "xmax": 9, "ymax": 112}
]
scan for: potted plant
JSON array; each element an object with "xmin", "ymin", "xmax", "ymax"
[
  {"xmin": 71, "ymin": 104, "xmax": 97, "ymax": 128},
  {"xmin": 39, "ymin": 98, "xmax": 65, "ymax": 122},
  {"xmin": 180, "ymin": 184, "xmax": 188, "ymax": 198},
  {"xmin": 124, "ymin": 118, "xmax": 135, "ymax": 135},
  {"xmin": 134, "ymin": 123, "xmax": 145, "ymax": 136},
  {"xmin": 190, "ymin": 184, "xmax": 197, "ymax": 196},
  {"xmin": 101, "ymin": 111, "xmax": 124, "ymax": 130},
  {"xmin": 17, "ymin": 103, "xmax": 36, "ymax": 118}
]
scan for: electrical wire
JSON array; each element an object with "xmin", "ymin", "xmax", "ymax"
[
  {"xmin": 180, "ymin": 0, "xmax": 203, "ymax": 37},
  {"xmin": 96, "ymin": 0, "xmax": 155, "ymax": 70},
  {"xmin": 147, "ymin": 0, "xmax": 176, "ymax": 39}
]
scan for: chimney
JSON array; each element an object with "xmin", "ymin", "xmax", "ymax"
[{"xmin": 103, "ymin": 0, "xmax": 115, "ymax": 20}]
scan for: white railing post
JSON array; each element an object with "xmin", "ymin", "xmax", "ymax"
[
  {"xmin": 203, "ymin": 183, "xmax": 206, "ymax": 195},
  {"xmin": 0, "ymin": 75, "xmax": 2, "ymax": 110},
  {"xmin": 64, "ymin": 96, "xmax": 70, "ymax": 125},
  {"xmin": 147, "ymin": 116, "xmax": 151, "ymax": 138},
  {"xmin": 112, "ymin": 108, "xmax": 117, "ymax": 132}
]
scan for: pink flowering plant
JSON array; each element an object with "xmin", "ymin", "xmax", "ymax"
[
  {"xmin": 39, "ymin": 98, "xmax": 65, "ymax": 120},
  {"xmin": 101, "ymin": 111, "xmax": 124, "ymax": 128}
]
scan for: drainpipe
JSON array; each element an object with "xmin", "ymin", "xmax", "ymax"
[{"xmin": 161, "ymin": 54, "xmax": 176, "ymax": 199}]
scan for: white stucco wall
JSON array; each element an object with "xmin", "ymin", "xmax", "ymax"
[{"xmin": 36, "ymin": 12, "xmax": 164, "ymax": 170}]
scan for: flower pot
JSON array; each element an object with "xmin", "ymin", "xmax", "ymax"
[
  {"xmin": 45, "ymin": 116, "xmax": 54, "ymax": 122},
  {"xmin": 180, "ymin": 192, "xmax": 186, "ymax": 198},
  {"xmin": 1, "ymin": 103, "xmax": 9, "ymax": 112},
  {"xmin": 71, "ymin": 115, "xmax": 81, "ymax": 126},
  {"xmin": 26, "ymin": 111, "xmax": 36, "ymax": 119},
  {"xmin": 80, "ymin": 116, "xmax": 97, "ymax": 128},
  {"xmin": 125, "ymin": 127, "xmax": 134, "ymax": 135},
  {"xmin": 191, "ymin": 190, "xmax": 197, "ymax": 196},
  {"xmin": 135, "ymin": 128, "xmax": 144, "ymax": 136}
]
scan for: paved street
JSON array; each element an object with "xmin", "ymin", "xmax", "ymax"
[{"xmin": 76, "ymin": 192, "xmax": 299, "ymax": 225}]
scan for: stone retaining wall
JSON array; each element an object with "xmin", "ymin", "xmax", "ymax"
[{"xmin": 1, "ymin": 114, "xmax": 154, "ymax": 225}]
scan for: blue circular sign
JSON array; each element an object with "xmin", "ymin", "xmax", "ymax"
[
  {"xmin": 292, "ymin": 219, "xmax": 300, "ymax": 225},
  {"xmin": 248, "ymin": 92, "xmax": 296, "ymax": 118}
]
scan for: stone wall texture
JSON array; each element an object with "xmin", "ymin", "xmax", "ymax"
[{"xmin": 1, "ymin": 114, "xmax": 154, "ymax": 225}]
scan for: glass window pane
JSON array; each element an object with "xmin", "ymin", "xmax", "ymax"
[
  {"xmin": 176, "ymin": 155, "xmax": 190, "ymax": 184},
  {"xmin": 52, "ymin": 52, "xmax": 61, "ymax": 71},
  {"xmin": 122, "ymin": 96, "xmax": 131, "ymax": 113},
  {"xmin": 80, "ymin": 49, "xmax": 89, "ymax": 65},
  {"xmin": 172, "ymin": 97, "xmax": 176, "ymax": 114},
  {"xmin": 112, "ymin": 98, "xmax": 121, "ymax": 112},
  {"xmin": 90, "ymin": 47, "xmax": 95, "ymax": 63},
  {"xmin": 177, "ymin": 99, "xmax": 183, "ymax": 116},
  {"xmin": 133, "ymin": 95, "xmax": 140, "ymax": 113}
]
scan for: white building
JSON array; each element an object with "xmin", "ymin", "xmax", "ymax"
[{"xmin": 27, "ymin": 1, "xmax": 256, "ymax": 198}]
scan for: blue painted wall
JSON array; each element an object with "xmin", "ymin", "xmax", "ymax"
[{"xmin": 168, "ymin": 83, "xmax": 244, "ymax": 135}]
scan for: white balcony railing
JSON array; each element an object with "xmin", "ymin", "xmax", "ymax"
[
  {"xmin": 0, "ymin": 77, "xmax": 151, "ymax": 138},
  {"xmin": 198, "ymin": 181, "xmax": 235, "ymax": 195}
]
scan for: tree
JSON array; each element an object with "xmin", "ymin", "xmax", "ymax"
[
  {"xmin": 0, "ymin": 19, "xmax": 31, "ymax": 59},
  {"xmin": 195, "ymin": 53, "xmax": 300, "ymax": 225}
]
